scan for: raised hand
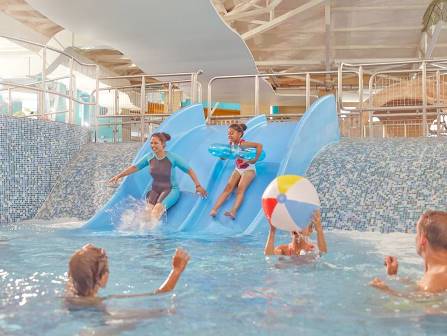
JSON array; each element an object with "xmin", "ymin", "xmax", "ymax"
[
  {"xmin": 311, "ymin": 210, "xmax": 322, "ymax": 232},
  {"xmin": 172, "ymin": 248, "xmax": 190, "ymax": 274},
  {"xmin": 384, "ymin": 256, "xmax": 398, "ymax": 276}
]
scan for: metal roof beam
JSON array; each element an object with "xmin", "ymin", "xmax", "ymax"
[
  {"xmin": 333, "ymin": 5, "xmax": 426, "ymax": 11},
  {"xmin": 224, "ymin": 0, "xmax": 282, "ymax": 21},
  {"xmin": 253, "ymin": 44, "xmax": 425, "ymax": 52},
  {"xmin": 241, "ymin": 0, "xmax": 325, "ymax": 40},
  {"xmin": 426, "ymin": 21, "xmax": 443, "ymax": 59},
  {"xmin": 256, "ymin": 57, "xmax": 436, "ymax": 67},
  {"xmin": 333, "ymin": 26, "xmax": 422, "ymax": 32},
  {"xmin": 241, "ymin": 0, "xmax": 326, "ymax": 40},
  {"xmin": 230, "ymin": 0, "xmax": 264, "ymax": 15}
]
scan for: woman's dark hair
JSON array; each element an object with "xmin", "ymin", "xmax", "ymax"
[
  {"xmin": 151, "ymin": 132, "xmax": 171, "ymax": 145},
  {"xmin": 229, "ymin": 123, "xmax": 247, "ymax": 134}
]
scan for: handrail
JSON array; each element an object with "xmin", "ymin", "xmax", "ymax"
[
  {"xmin": 96, "ymin": 114, "xmax": 170, "ymax": 118},
  {"xmin": 90, "ymin": 79, "xmax": 193, "ymax": 95},
  {"xmin": 98, "ymin": 71, "xmax": 201, "ymax": 80},
  {"xmin": 0, "ymin": 81, "xmax": 95, "ymax": 106},
  {"xmin": 0, "ymin": 76, "xmax": 71, "ymax": 89},
  {"xmin": 341, "ymin": 58, "xmax": 447, "ymax": 68},
  {"xmin": 209, "ymin": 113, "xmax": 304, "ymax": 120},
  {"xmin": 0, "ymin": 36, "xmax": 203, "ymax": 142},
  {"xmin": 92, "ymin": 72, "xmax": 202, "ymax": 142},
  {"xmin": 3, "ymin": 33, "xmax": 446, "ymax": 140},
  {"xmin": 206, "ymin": 71, "xmax": 337, "ymax": 122},
  {"xmin": 0, "ymin": 35, "xmax": 96, "ymax": 67}
]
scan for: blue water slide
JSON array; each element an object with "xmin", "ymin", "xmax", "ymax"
[
  {"xmin": 83, "ymin": 95, "xmax": 339, "ymax": 236},
  {"xmin": 83, "ymin": 104, "xmax": 211, "ymax": 230},
  {"xmin": 242, "ymin": 94, "xmax": 340, "ymax": 235},
  {"xmin": 176, "ymin": 117, "xmax": 297, "ymax": 235}
]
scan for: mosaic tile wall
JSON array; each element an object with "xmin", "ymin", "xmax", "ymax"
[
  {"xmin": 307, "ymin": 138, "xmax": 447, "ymax": 233},
  {"xmin": 0, "ymin": 116, "xmax": 90, "ymax": 224},
  {"xmin": 36, "ymin": 143, "xmax": 140, "ymax": 220}
]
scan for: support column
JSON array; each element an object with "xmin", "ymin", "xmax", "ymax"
[
  {"xmin": 358, "ymin": 66, "xmax": 364, "ymax": 138},
  {"xmin": 254, "ymin": 75, "xmax": 260, "ymax": 115},
  {"xmin": 40, "ymin": 46, "xmax": 47, "ymax": 117},
  {"xmin": 305, "ymin": 73, "xmax": 311, "ymax": 110},
  {"xmin": 140, "ymin": 76, "xmax": 146, "ymax": 142}
]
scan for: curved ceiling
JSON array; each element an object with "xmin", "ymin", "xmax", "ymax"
[{"xmin": 26, "ymin": 0, "xmax": 290, "ymax": 106}]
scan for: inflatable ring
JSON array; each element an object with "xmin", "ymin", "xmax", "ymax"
[{"xmin": 208, "ymin": 143, "xmax": 265, "ymax": 161}]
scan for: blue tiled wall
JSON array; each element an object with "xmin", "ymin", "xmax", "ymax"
[
  {"xmin": 35, "ymin": 143, "xmax": 140, "ymax": 220},
  {"xmin": 0, "ymin": 116, "xmax": 90, "ymax": 224},
  {"xmin": 307, "ymin": 138, "xmax": 447, "ymax": 233}
]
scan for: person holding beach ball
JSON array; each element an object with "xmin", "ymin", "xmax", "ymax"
[{"xmin": 262, "ymin": 175, "xmax": 328, "ymax": 257}]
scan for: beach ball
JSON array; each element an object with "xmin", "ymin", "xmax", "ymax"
[{"xmin": 262, "ymin": 175, "xmax": 320, "ymax": 232}]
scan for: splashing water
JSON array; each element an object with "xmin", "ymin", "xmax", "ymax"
[{"xmin": 113, "ymin": 197, "xmax": 167, "ymax": 234}]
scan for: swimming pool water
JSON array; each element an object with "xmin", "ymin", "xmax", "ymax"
[{"xmin": 1, "ymin": 222, "xmax": 446, "ymax": 336}]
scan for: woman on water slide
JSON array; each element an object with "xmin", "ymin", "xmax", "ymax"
[{"xmin": 109, "ymin": 132, "xmax": 207, "ymax": 220}]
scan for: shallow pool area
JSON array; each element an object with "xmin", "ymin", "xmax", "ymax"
[{"xmin": 1, "ymin": 222, "xmax": 446, "ymax": 336}]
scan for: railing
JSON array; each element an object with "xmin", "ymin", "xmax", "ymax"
[
  {"xmin": 209, "ymin": 113, "xmax": 303, "ymax": 126},
  {"xmin": 92, "ymin": 73, "xmax": 202, "ymax": 142},
  {"xmin": 0, "ymin": 35, "xmax": 97, "ymax": 124},
  {"xmin": 206, "ymin": 71, "xmax": 334, "ymax": 122},
  {"xmin": 339, "ymin": 59, "xmax": 447, "ymax": 138},
  {"xmin": 207, "ymin": 64, "xmax": 447, "ymax": 138},
  {"xmin": 0, "ymin": 35, "xmax": 202, "ymax": 143},
  {"xmin": 3, "ymin": 35, "xmax": 447, "ymax": 141}
]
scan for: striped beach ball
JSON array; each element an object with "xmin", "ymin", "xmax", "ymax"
[{"xmin": 262, "ymin": 175, "xmax": 320, "ymax": 231}]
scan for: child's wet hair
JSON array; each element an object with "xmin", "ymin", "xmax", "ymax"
[{"xmin": 229, "ymin": 123, "xmax": 247, "ymax": 134}]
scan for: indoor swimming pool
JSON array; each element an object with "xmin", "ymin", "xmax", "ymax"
[{"xmin": 1, "ymin": 222, "xmax": 446, "ymax": 336}]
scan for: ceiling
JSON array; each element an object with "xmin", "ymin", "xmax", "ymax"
[
  {"xmin": 1, "ymin": 0, "xmax": 446, "ymax": 107},
  {"xmin": 212, "ymin": 0, "xmax": 444, "ymax": 73}
]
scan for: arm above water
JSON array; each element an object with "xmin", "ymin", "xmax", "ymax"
[
  {"xmin": 369, "ymin": 278, "xmax": 406, "ymax": 297},
  {"xmin": 370, "ymin": 257, "xmax": 425, "ymax": 297},
  {"xmin": 108, "ymin": 165, "xmax": 138, "ymax": 185},
  {"xmin": 156, "ymin": 248, "xmax": 190, "ymax": 293},
  {"xmin": 264, "ymin": 223, "xmax": 277, "ymax": 256},
  {"xmin": 106, "ymin": 249, "xmax": 190, "ymax": 300},
  {"xmin": 264, "ymin": 224, "xmax": 286, "ymax": 256},
  {"xmin": 312, "ymin": 210, "xmax": 327, "ymax": 254},
  {"xmin": 108, "ymin": 154, "xmax": 152, "ymax": 185}
]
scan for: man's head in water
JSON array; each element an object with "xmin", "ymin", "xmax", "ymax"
[
  {"xmin": 151, "ymin": 132, "xmax": 171, "ymax": 155},
  {"xmin": 416, "ymin": 210, "xmax": 447, "ymax": 257},
  {"xmin": 228, "ymin": 124, "xmax": 247, "ymax": 144},
  {"xmin": 68, "ymin": 244, "xmax": 109, "ymax": 297}
]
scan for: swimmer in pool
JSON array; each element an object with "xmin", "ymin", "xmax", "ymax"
[
  {"xmin": 65, "ymin": 244, "xmax": 189, "ymax": 334},
  {"xmin": 370, "ymin": 210, "xmax": 447, "ymax": 295},
  {"xmin": 66, "ymin": 244, "xmax": 190, "ymax": 300},
  {"xmin": 108, "ymin": 132, "xmax": 207, "ymax": 220},
  {"xmin": 209, "ymin": 123, "xmax": 263, "ymax": 220},
  {"xmin": 264, "ymin": 210, "xmax": 328, "ymax": 256}
]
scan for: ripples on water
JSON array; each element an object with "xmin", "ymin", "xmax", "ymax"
[{"xmin": 0, "ymin": 221, "xmax": 446, "ymax": 336}]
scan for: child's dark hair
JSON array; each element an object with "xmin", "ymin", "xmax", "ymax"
[
  {"xmin": 151, "ymin": 132, "xmax": 171, "ymax": 144},
  {"xmin": 229, "ymin": 123, "xmax": 247, "ymax": 134}
]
